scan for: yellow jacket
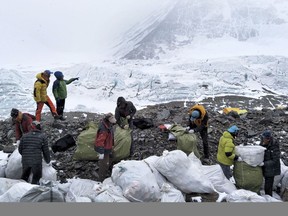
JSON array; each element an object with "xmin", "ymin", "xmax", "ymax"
[
  {"xmin": 33, "ymin": 73, "xmax": 50, "ymax": 102},
  {"xmin": 217, "ymin": 131, "xmax": 237, "ymax": 166}
]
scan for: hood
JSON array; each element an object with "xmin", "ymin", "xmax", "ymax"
[{"xmin": 117, "ymin": 96, "xmax": 126, "ymax": 106}]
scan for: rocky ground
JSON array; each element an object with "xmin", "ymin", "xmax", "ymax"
[{"xmin": 1, "ymin": 94, "xmax": 288, "ymax": 202}]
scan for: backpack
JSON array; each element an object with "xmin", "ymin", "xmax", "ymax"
[{"xmin": 52, "ymin": 134, "xmax": 76, "ymax": 153}]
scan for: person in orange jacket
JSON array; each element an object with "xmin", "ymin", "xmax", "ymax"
[
  {"xmin": 186, "ymin": 103, "xmax": 209, "ymax": 159},
  {"xmin": 33, "ymin": 70, "xmax": 59, "ymax": 121}
]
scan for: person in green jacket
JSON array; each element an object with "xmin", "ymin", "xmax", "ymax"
[
  {"xmin": 52, "ymin": 71, "xmax": 79, "ymax": 120},
  {"xmin": 216, "ymin": 125, "xmax": 241, "ymax": 180}
]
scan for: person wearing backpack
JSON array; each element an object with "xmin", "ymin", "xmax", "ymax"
[
  {"xmin": 34, "ymin": 70, "xmax": 59, "ymax": 121},
  {"xmin": 52, "ymin": 71, "xmax": 79, "ymax": 120},
  {"xmin": 186, "ymin": 103, "xmax": 210, "ymax": 159},
  {"xmin": 10, "ymin": 108, "xmax": 34, "ymax": 145},
  {"xmin": 94, "ymin": 113, "xmax": 116, "ymax": 182},
  {"xmin": 18, "ymin": 121, "xmax": 51, "ymax": 185}
]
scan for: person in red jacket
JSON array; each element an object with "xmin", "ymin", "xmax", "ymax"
[
  {"xmin": 94, "ymin": 113, "xmax": 116, "ymax": 182},
  {"xmin": 10, "ymin": 108, "xmax": 34, "ymax": 145}
]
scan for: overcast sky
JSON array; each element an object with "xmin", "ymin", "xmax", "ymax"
[{"xmin": 0, "ymin": 0, "xmax": 174, "ymax": 67}]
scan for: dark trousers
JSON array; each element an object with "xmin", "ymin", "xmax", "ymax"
[
  {"xmin": 264, "ymin": 176, "xmax": 275, "ymax": 196},
  {"xmin": 98, "ymin": 153, "xmax": 112, "ymax": 182},
  {"xmin": 219, "ymin": 162, "xmax": 232, "ymax": 180},
  {"xmin": 21, "ymin": 164, "xmax": 42, "ymax": 185},
  {"xmin": 56, "ymin": 99, "xmax": 66, "ymax": 116},
  {"xmin": 200, "ymin": 127, "xmax": 209, "ymax": 158}
]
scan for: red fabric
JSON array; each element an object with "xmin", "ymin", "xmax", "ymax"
[
  {"xmin": 15, "ymin": 113, "xmax": 33, "ymax": 140},
  {"xmin": 94, "ymin": 120, "xmax": 114, "ymax": 151}
]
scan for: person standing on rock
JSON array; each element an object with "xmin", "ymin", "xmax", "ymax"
[
  {"xmin": 10, "ymin": 108, "xmax": 34, "ymax": 145},
  {"xmin": 115, "ymin": 96, "xmax": 137, "ymax": 156},
  {"xmin": 186, "ymin": 103, "xmax": 209, "ymax": 159},
  {"xmin": 18, "ymin": 121, "xmax": 51, "ymax": 185},
  {"xmin": 52, "ymin": 71, "xmax": 79, "ymax": 121},
  {"xmin": 34, "ymin": 70, "xmax": 60, "ymax": 121},
  {"xmin": 94, "ymin": 113, "xmax": 116, "ymax": 182},
  {"xmin": 260, "ymin": 129, "xmax": 281, "ymax": 196},
  {"xmin": 216, "ymin": 125, "xmax": 241, "ymax": 180}
]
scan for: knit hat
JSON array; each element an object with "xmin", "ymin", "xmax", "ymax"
[
  {"xmin": 227, "ymin": 125, "xmax": 239, "ymax": 134},
  {"xmin": 262, "ymin": 130, "xmax": 272, "ymax": 139},
  {"xmin": 10, "ymin": 108, "xmax": 19, "ymax": 118},
  {"xmin": 43, "ymin": 70, "xmax": 53, "ymax": 76},
  {"xmin": 54, "ymin": 71, "xmax": 64, "ymax": 79},
  {"xmin": 105, "ymin": 113, "xmax": 116, "ymax": 124},
  {"xmin": 190, "ymin": 110, "xmax": 200, "ymax": 121}
]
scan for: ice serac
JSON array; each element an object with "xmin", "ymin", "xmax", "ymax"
[{"xmin": 117, "ymin": 0, "xmax": 288, "ymax": 60}]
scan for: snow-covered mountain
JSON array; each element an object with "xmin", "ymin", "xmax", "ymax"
[
  {"xmin": 1, "ymin": 0, "xmax": 288, "ymax": 120},
  {"xmin": 114, "ymin": 0, "xmax": 288, "ymax": 59}
]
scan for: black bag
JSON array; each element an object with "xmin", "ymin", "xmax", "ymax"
[
  {"xmin": 52, "ymin": 134, "xmax": 76, "ymax": 153},
  {"xmin": 132, "ymin": 118, "xmax": 154, "ymax": 129}
]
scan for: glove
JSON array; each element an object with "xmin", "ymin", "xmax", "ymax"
[
  {"xmin": 16, "ymin": 140, "xmax": 20, "ymax": 146},
  {"xmin": 123, "ymin": 125, "xmax": 129, "ymax": 130},
  {"xmin": 188, "ymin": 129, "xmax": 194, "ymax": 134},
  {"xmin": 74, "ymin": 77, "xmax": 79, "ymax": 81},
  {"xmin": 126, "ymin": 115, "xmax": 131, "ymax": 120},
  {"xmin": 259, "ymin": 162, "xmax": 264, "ymax": 166},
  {"xmin": 234, "ymin": 155, "xmax": 240, "ymax": 161},
  {"xmin": 185, "ymin": 126, "xmax": 190, "ymax": 131},
  {"xmin": 237, "ymin": 156, "xmax": 243, "ymax": 161},
  {"xmin": 98, "ymin": 154, "xmax": 104, "ymax": 160}
]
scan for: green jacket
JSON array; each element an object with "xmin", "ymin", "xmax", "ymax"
[
  {"xmin": 217, "ymin": 131, "xmax": 237, "ymax": 166},
  {"xmin": 52, "ymin": 78, "xmax": 75, "ymax": 99}
]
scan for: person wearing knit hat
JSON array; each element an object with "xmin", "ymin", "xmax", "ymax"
[
  {"xmin": 216, "ymin": 125, "xmax": 241, "ymax": 180},
  {"xmin": 94, "ymin": 112, "xmax": 116, "ymax": 182},
  {"xmin": 33, "ymin": 70, "xmax": 60, "ymax": 121},
  {"xmin": 10, "ymin": 108, "xmax": 34, "ymax": 144},
  {"xmin": 52, "ymin": 71, "xmax": 79, "ymax": 121},
  {"xmin": 186, "ymin": 103, "xmax": 210, "ymax": 160},
  {"xmin": 260, "ymin": 129, "xmax": 281, "ymax": 196},
  {"xmin": 18, "ymin": 120, "xmax": 51, "ymax": 185}
]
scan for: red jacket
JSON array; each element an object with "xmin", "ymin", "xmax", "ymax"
[
  {"xmin": 15, "ymin": 113, "xmax": 34, "ymax": 140},
  {"xmin": 94, "ymin": 119, "xmax": 114, "ymax": 154}
]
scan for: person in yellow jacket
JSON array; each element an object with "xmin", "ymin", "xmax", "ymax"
[
  {"xmin": 187, "ymin": 104, "xmax": 209, "ymax": 159},
  {"xmin": 33, "ymin": 70, "xmax": 59, "ymax": 121},
  {"xmin": 216, "ymin": 125, "xmax": 241, "ymax": 180}
]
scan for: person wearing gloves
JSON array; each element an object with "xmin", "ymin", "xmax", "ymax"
[
  {"xmin": 10, "ymin": 108, "xmax": 34, "ymax": 145},
  {"xmin": 216, "ymin": 125, "xmax": 241, "ymax": 180},
  {"xmin": 186, "ymin": 103, "xmax": 209, "ymax": 159},
  {"xmin": 18, "ymin": 121, "xmax": 51, "ymax": 185},
  {"xmin": 115, "ymin": 96, "xmax": 137, "ymax": 156},
  {"xmin": 34, "ymin": 70, "xmax": 60, "ymax": 121},
  {"xmin": 94, "ymin": 113, "xmax": 116, "ymax": 182},
  {"xmin": 52, "ymin": 71, "xmax": 79, "ymax": 121},
  {"xmin": 260, "ymin": 129, "xmax": 281, "ymax": 196}
]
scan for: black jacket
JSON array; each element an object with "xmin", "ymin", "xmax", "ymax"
[
  {"xmin": 18, "ymin": 129, "xmax": 51, "ymax": 166},
  {"xmin": 260, "ymin": 137, "xmax": 281, "ymax": 177},
  {"xmin": 115, "ymin": 100, "xmax": 136, "ymax": 128}
]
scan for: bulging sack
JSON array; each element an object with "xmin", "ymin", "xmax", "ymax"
[{"xmin": 235, "ymin": 145, "xmax": 266, "ymax": 167}]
